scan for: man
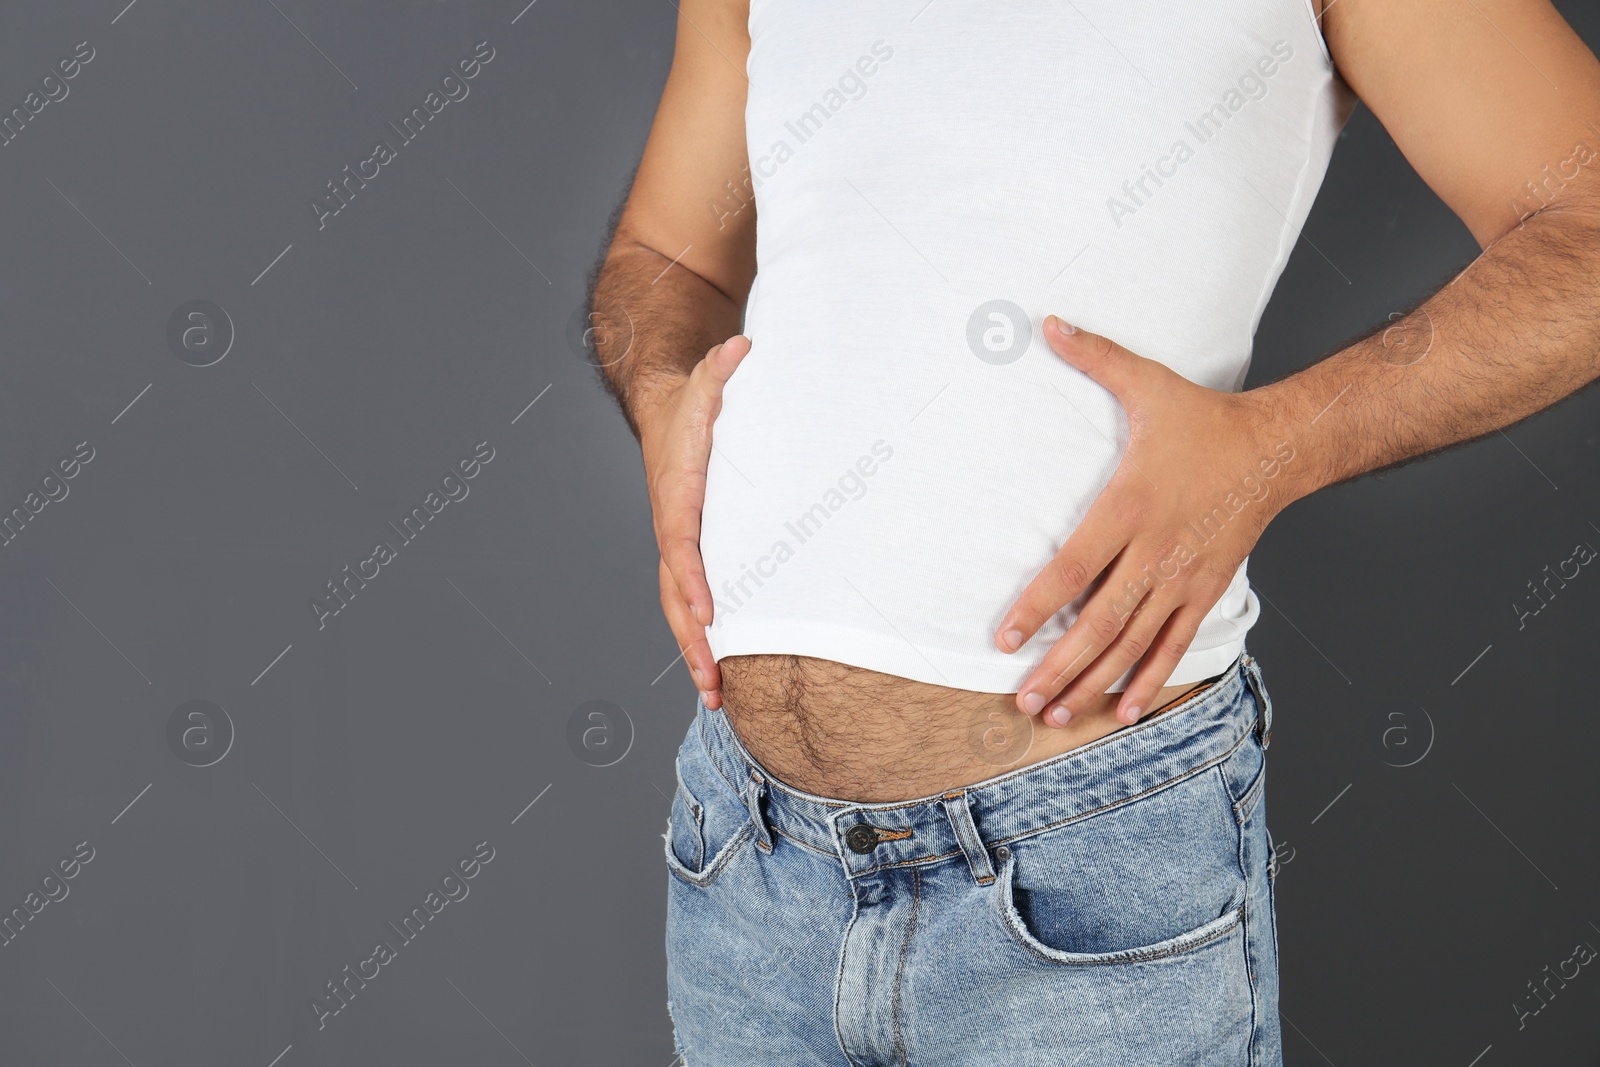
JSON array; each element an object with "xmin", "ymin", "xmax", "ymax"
[{"xmin": 590, "ymin": 1, "xmax": 1600, "ymax": 1062}]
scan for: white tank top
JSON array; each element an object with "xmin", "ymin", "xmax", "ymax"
[{"xmin": 701, "ymin": 1, "xmax": 1356, "ymax": 693}]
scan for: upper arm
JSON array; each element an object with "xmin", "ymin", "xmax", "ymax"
[
  {"xmin": 615, "ymin": 0, "xmax": 756, "ymax": 305},
  {"xmin": 1324, "ymin": 0, "xmax": 1600, "ymax": 246}
]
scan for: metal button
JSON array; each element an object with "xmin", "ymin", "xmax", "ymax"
[{"xmin": 844, "ymin": 824, "xmax": 880, "ymax": 854}]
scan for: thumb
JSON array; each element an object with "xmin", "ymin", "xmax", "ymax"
[
  {"xmin": 699, "ymin": 334, "xmax": 753, "ymax": 396},
  {"xmin": 1044, "ymin": 316, "xmax": 1143, "ymax": 401}
]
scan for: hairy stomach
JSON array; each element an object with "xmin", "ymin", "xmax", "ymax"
[{"xmin": 717, "ymin": 654, "xmax": 1212, "ymax": 803}]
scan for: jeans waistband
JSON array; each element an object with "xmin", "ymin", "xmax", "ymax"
[{"xmin": 694, "ymin": 649, "xmax": 1271, "ymax": 883}]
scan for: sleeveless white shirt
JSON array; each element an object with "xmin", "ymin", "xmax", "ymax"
[{"xmin": 701, "ymin": 1, "xmax": 1356, "ymax": 693}]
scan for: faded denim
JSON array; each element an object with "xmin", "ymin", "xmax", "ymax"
[{"xmin": 664, "ymin": 649, "xmax": 1282, "ymax": 1066}]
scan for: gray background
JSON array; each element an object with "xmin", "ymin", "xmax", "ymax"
[{"xmin": 0, "ymin": 1, "xmax": 1596, "ymax": 1063}]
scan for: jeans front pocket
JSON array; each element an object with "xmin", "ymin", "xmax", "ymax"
[
  {"xmin": 667, "ymin": 767, "xmax": 705, "ymax": 873},
  {"xmin": 997, "ymin": 844, "xmax": 1246, "ymax": 965},
  {"xmin": 993, "ymin": 762, "xmax": 1249, "ymax": 965},
  {"xmin": 663, "ymin": 732, "xmax": 755, "ymax": 888}
]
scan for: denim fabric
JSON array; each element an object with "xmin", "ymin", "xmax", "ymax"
[{"xmin": 664, "ymin": 650, "xmax": 1281, "ymax": 1066}]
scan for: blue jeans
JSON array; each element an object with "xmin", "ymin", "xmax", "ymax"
[{"xmin": 664, "ymin": 650, "xmax": 1282, "ymax": 1066}]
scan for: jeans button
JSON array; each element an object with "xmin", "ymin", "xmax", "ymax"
[{"xmin": 844, "ymin": 824, "xmax": 880, "ymax": 854}]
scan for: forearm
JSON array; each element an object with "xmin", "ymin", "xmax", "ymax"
[
  {"xmin": 1248, "ymin": 195, "xmax": 1600, "ymax": 507},
  {"xmin": 591, "ymin": 235, "xmax": 744, "ymax": 440}
]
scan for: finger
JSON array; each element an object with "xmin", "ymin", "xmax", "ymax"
[
  {"xmin": 655, "ymin": 336, "xmax": 750, "ymax": 457},
  {"xmin": 1000, "ymin": 318, "xmax": 1156, "ymax": 651},
  {"xmin": 1040, "ymin": 594, "xmax": 1178, "ymax": 727},
  {"xmin": 1043, "ymin": 315, "xmax": 1146, "ymax": 406},
  {"xmin": 658, "ymin": 336, "xmax": 752, "ymax": 625},
  {"xmin": 659, "ymin": 557, "xmax": 721, "ymax": 703},
  {"xmin": 660, "ymin": 569, "xmax": 721, "ymax": 707},
  {"xmin": 994, "ymin": 515, "xmax": 1127, "ymax": 652},
  {"xmin": 650, "ymin": 430, "xmax": 713, "ymax": 626},
  {"xmin": 659, "ymin": 498, "xmax": 713, "ymax": 627},
  {"xmin": 1108, "ymin": 605, "xmax": 1210, "ymax": 725},
  {"xmin": 1014, "ymin": 561, "xmax": 1158, "ymax": 715},
  {"xmin": 692, "ymin": 334, "xmax": 753, "ymax": 404}
]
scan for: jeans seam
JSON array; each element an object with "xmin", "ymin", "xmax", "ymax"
[
  {"xmin": 770, "ymin": 822, "xmax": 837, "ymax": 858},
  {"xmin": 988, "ymin": 728, "xmax": 1253, "ymax": 853},
  {"xmin": 1230, "ymin": 762, "xmax": 1264, "ymax": 1066},
  {"xmin": 664, "ymin": 821, "xmax": 754, "ymax": 888},
  {"xmin": 1267, "ymin": 845, "xmax": 1281, "ymax": 971},
  {"xmin": 1235, "ymin": 767, "xmax": 1266, "ymax": 824},
  {"xmin": 833, "ymin": 887, "xmax": 865, "ymax": 1067},
  {"xmin": 1242, "ymin": 907, "xmax": 1260, "ymax": 1067},
  {"xmin": 836, "ymin": 728, "xmax": 1254, "ymax": 879},
  {"xmin": 999, "ymin": 880, "xmax": 1247, "ymax": 966},
  {"xmin": 891, "ymin": 866, "xmax": 920, "ymax": 1067}
]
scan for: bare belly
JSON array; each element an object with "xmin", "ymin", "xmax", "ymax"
[{"xmin": 718, "ymin": 654, "xmax": 1220, "ymax": 803}]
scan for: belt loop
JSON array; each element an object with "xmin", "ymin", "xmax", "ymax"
[
  {"xmin": 941, "ymin": 789, "xmax": 996, "ymax": 886},
  {"xmin": 743, "ymin": 770, "xmax": 774, "ymax": 853},
  {"xmin": 1242, "ymin": 651, "xmax": 1273, "ymax": 749}
]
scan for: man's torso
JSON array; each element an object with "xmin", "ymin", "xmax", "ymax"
[{"xmin": 703, "ymin": 1, "xmax": 1352, "ymax": 798}]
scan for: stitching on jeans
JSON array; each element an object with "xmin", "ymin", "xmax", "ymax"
[
  {"xmin": 853, "ymin": 848, "xmax": 967, "ymax": 877},
  {"xmin": 1226, "ymin": 762, "xmax": 1262, "ymax": 1065},
  {"xmin": 891, "ymin": 865, "xmax": 920, "ymax": 1067},
  {"xmin": 698, "ymin": 673, "xmax": 1252, "ymax": 870},
  {"xmin": 665, "ymin": 821, "xmax": 754, "ymax": 888},
  {"xmin": 1243, "ymin": 893, "xmax": 1260, "ymax": 1067},
  {"xmin": 943, "ymin": 794, "xmax": 995, "ymax": 887},
  {"xmin": 769, "ymin": 826, "xmax": 961, "ymax": 867},
  {"xmin": 1005, "ymin": 905, "xmax": 1244, "ymax": 967},
  {"xmin": 838, "ymin": 730, "xmax": 1254, "ymax": 878},
  {"xmin": 833, "ymin": 883, "xmax": 865, "ymax": 1067},
  {"xmin": 997, "ymin": 851, "xmax": 1249, "ymax": 967},
  {"xmin": 1243, "ymin": 657, "xmax": 1274, "ymax": 749},
  {"xmin": 743, "ymin": 776, "xmax": 774, "ymax": 854},
  {"xmin": 984, "ymin": 729, "xmax": 1253, "ymax": 853},
  {"xmin": 868, "ymin": 826, "xmax": 914, "ymax": 842},
  {"xmin": 1234, "ymin": 761, "xmax": 1266, "ymax": 824},
  {"xmin": 771, "ymin": 823, "xmax": 836, "ymax": 858}
]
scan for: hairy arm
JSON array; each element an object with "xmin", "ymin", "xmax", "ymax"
[
  {"xmin": 590, "ymin": 0, "xmax": 755, "ymax": 705},
  {"xmin": 592, "ymin": 0, "xmax": 755, "ymax": 434},
  {"xmin": 1259, "ymin": 0, "xmax": 1600, "ymax": 504}
]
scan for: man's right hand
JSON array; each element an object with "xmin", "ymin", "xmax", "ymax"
[{"xmin": 640, "ymin": 334, "xmax": 752, "ymax": 710}]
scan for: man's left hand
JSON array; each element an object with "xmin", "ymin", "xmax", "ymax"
[{"xmin": 995, "ymin": 315, "xmax": 1298, "ymax": 728}]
